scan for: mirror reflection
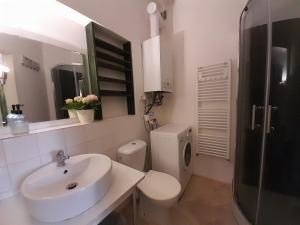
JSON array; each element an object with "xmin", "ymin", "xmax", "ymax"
[
  {"xmin": 0, "ymin": 33, "xmax": 89, "ymax": 124},
  {"xmin": 0, "ymin": 0, "xmax": 93, "ymax": 126}
]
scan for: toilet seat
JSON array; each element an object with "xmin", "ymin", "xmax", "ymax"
[{"xmin": 137, "ymin": 170, "xmax": 181, "ymax": 204}]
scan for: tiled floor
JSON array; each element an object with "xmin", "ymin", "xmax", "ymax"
[{"xmin": 140, "ymin": 175, "xmax": 237, "ymax": 225}]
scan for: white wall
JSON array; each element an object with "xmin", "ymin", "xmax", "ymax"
[
  {"xmin": 0, "ymin": 0, "xmax": 151, "ymax": 199},
  {"xmin": 0, "ymin": 33, "xmax": 50, "ymax": 122},
  {"xmin": 156, "ymin": 0, "xmax": 246, "ymax": 183}
]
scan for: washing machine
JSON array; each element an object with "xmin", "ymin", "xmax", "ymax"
[{"xmin": 150, "ymin": 124, "xmax": 193, "ymax": 192}]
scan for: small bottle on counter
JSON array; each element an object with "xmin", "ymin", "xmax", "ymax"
[
  {"xmin": 9, "ymin": 104, "xmax": 29, "ymax": 135},
  {"xmin": 6, "ymin": 104, "xmax": 17, "ymax": 126}
]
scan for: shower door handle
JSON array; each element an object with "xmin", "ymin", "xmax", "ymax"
[
  {"xmin": 251, "ymin": 105, "xmax": 263, "ymax": 130},
  {"xmin": 251, "ymin": 105, "xmax": 257, "ymax": 130},
  {"xmin": 267, "ymin": 105, "xmax": 278, "ymax": 134}
]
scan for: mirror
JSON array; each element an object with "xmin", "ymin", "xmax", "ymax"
[
  {"xmin": 0, "ymin": 33, "xmax": 89, "ymax": 123},
  {"xmin": 0, "ymin": 0, "xmax": 93, "ymax": 125}
]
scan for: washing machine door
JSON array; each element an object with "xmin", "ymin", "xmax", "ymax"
[{"xmin": 182, "ymin": 141, "xmax": 192, "ymax": 170}]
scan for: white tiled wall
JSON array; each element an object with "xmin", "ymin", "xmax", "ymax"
[{"xmin": 0, "ymin": 116, "xmax": 146, "ymax": 200}]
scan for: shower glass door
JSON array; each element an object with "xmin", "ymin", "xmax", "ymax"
[
  {"xmin": 234, "ymin": 0, "xmax": 268, "ymax": 224},
  {"xmin": 234, "ymin": 0, "xmax": 269, "ymax": 223},
  {"xmin": 257, "ymin": 0, "xmax": 300, "ymax": 224}
]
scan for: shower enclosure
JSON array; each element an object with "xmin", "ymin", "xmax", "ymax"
[
  {"xmin": 52, "ymin": 64, "xmax": 87, "ymax": 119},
  {"xmin": 234, "ymin": 0, "xmax": 300, "ymax": 224}
]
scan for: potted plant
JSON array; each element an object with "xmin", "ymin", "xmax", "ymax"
[
  {"xmin": 74, "ymin": 95, "xmax": 100, "ymax": 124},
  {"xmin": 63, "ymin": 98, "xmax": 79, "ymax": 119}
]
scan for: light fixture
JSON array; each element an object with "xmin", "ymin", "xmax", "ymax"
[
  {"xmin": 0, "ymin": 64, "xmax": 9, "ymax": 73},
  {"xmin": 0, "ymin": 64, "xmax": 9, "ymax": 85}
]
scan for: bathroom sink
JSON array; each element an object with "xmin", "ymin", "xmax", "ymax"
[{"xmin": 21, "ymin": 154, "xmax": 112, "ymax": 222}]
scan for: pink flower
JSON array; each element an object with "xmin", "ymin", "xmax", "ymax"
[{"xmin": 87, "ymin": 95, "xmax": 98, "ymax": 102}]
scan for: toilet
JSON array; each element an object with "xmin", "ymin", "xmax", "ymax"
[{"xmin": 117, "ymin": 139, "xmax": 181, "ymax": 225}]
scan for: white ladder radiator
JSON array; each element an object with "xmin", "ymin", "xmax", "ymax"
[{"xmin": 197, "ymin": 61, "xmax": 231, "ymax": 159}]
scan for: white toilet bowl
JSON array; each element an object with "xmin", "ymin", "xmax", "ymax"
[
  {"xmin": 137, "ymin": 170, "xmax": 181, "ymax": 208},
  {"xmin": 117, "ymin": 140, "xmax": 182, "ymax": 225},
  {"xmin": 137, "ymin": 170, "xmax": 181, "ymax": 225}
]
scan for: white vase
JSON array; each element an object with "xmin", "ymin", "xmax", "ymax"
[
  {"xmin": 77, "ymin": 109, "xmax": 95, "ymax": 124},
  {"xmin": 68, "ymin": 110, "xmax": 78, "ymax": 119}
]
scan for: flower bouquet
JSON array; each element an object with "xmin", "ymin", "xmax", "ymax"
[{"xmin": 74, "ymin": 95, "xmax": 100, "ymax": 124}]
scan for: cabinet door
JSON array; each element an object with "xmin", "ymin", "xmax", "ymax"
[
  {"xmin": 234, "ymin": 0, "xmax": 269, "ymax": 223},
  {"xmin": 257, "ymin": 1, "xmax": 300, "ymax": 224}
]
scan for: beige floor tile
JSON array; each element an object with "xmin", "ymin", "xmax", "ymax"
[
  {"xmin": 171, "ymin": 175, "xmax": 237, "ymax": 225},
  {"xmin": 121, "ymin": 175, "xmax": 237, "ymax": 225}
]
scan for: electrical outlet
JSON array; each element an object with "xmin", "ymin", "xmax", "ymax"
[{"xmin": 140, "ymin": 95, "xmax": 146, "ymax": 101}]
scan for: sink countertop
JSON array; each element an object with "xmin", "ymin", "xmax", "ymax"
[{"xmin": 0, "ymin": 161, "xmax": 145, "ymax": 225}]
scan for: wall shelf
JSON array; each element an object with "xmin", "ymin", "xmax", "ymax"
[
  {"xmin": 86, "ymin": 22, "xmax": 135, "ymax": 120},
  {"xmin": 99, "ymin": 90, "xmax": 131, "ymax": 96},
  {"xmin": 94, "ymin": 37, "xmax": 130, "ymax": 56},
  {"xmin": 96, "ymin": 51, "xmax": 131, "ymax": 66},
  {"xmin": 96, "ymin": 61, "xmax": 131, "ymax": 73},
  {"xmin": 98, "ymin": 76, "xmax": 129, "ymax": 84}
]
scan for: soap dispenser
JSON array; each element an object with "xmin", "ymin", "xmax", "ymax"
[
  {"xmin": 6, "ymin": 104, "xmax": 17, "ymax": 126},
  {"xmin": 10, "ymin": 104, "xmax": 29, "ymax": 135}
]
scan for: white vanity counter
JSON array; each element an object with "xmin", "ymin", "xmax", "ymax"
[{"xmin": 0, "ymin": 161, "xmax": 144, "ymax": 225}]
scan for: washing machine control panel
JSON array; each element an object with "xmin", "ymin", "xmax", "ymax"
[
  {"xmin": 187, "ymin": 128, "xmax": 192, "ymax": 137},
  {"xmin": 179, "ymin": 135, "xmax": 185, "ymax": 143},
  {"xmin": 179, "ymin": 128, "xmax": 192, "ymax": 143}
]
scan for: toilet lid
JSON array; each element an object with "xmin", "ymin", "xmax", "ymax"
[{"xmin": 137, "ymin": 170, "xmax": 181, "ymax": 201}]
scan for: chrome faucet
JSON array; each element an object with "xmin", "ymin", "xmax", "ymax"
[{"xmin": 56, "ymin": 150, "xmax": 69, "ymax": 167}]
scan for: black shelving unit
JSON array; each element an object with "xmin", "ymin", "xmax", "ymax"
[{"xmin": 86, "ymin": 22, "xmax": 135, "ymax": 120}]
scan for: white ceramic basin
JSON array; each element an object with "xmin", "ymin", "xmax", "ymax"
[{"xmin": 21, "ymin": 154, "xmax": 112, "ymax": 222}]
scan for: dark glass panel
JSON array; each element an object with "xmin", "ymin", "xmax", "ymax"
[
  {"xmin": 234, "ymin": 0, "xmax": 269, "ymax": 222},
  {"xmin": 258, "ymin": 18, "xmax": 300, "ymax": 225}
]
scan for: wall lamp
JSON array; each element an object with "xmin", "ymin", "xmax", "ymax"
[{"xmin": 0, "ymin": 64, "xmax": 10, "ymax": 85}]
